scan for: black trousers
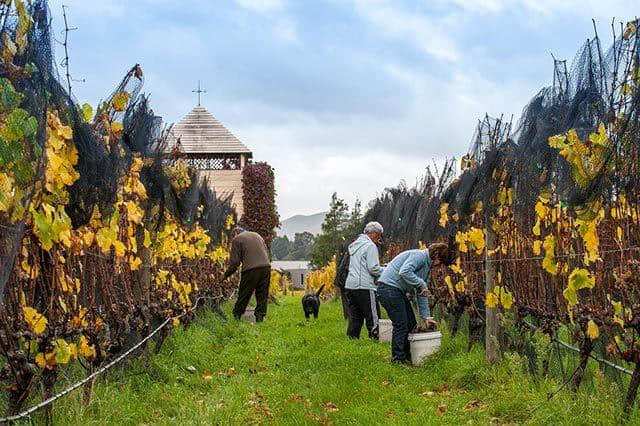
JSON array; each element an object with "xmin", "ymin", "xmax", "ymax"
[
  {"xmin": 345, "ymin": 289, "xmax": 380, "ymax": 339},
  {"xmin": 232, "ymin": 266, "xmax": 271, "ymax": 321},
  {"xmin": 378, "ymin": 283, "xmax": 417, "ymax": 363}
]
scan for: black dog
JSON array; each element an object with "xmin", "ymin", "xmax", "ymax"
[{"xmin": 302, "ymin": 284, "xmax": 325, "ymax": 319}]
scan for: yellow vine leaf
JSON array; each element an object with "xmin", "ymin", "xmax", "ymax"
[
  {"xmin": 493, "ymin": 285, "xmax": 513, "ymax": 310},
  {"xmin": 564, "ymin": 268, "xmax": 595, "ymax": 306},
  {"xmin": 35, "ymin": 352, "xmax": 55, "ymax": 369},
  {"xmin": 112, "ymin": 91, "xmax": 130, "ymax": 111},
  {"xmin": 533, "ymin": 240, "xmax": 542, "ymax": 255},
  {"xmin": 467, "ymin": 227, "xmax": 485, "ymax": 255},
  {"xmin": 568, "ymin": 268, "xmax": 595, "ymax": 290},
  {"xmin": 586, "ymin": 320, "xmax": 599, "ymax": 340},
  {"xmin": 23, "ymin": 306, "xmax": 47, "ymax": 335},
  {"xmin": 541, "ymin": 235, "xmax": 558, "ymax": 275},
  {"xmin": 486, "ymin": 292, "xmax": 498, "ymax": 308},
  {"xmin": 79, "ymin": 335, "xmax": 96, "ymax": 358},
  {"xmin": 129, "ymin": 255, "xmax": 142, "ymax": 271},
  {"xmin": 439, "ymin": 203, "xmax": 449, "ymax": 228},
  {"xmin": 455, "ymin": 231, "xmax": 468, "ymax": 253},
  {"xmin": 113, "ymin": 240, "xmax": 126, "ymax": 258},
  {"xmin": 532, "ymin": 219, "xmax": 541, "ymax": 236},
  {"xmin": 111, "ymin": 121, "xmax": 124, "ymax": 134},
  {"xmin": 143, "ymin": 229, "xmax": 151, "ymax": 248},
  {"xmin": 81, "ymin": 103, "xmax": 93, "ymax": 122},
  {"xmin": 614, "ymin": 316, "xmax": 624, "ymax": 328},
  {"xmin": 535, "ymin": 201, "xmax": 549, "ymax": 220},
  {"xmin": 54, "ymin": 339, "xmax": 72, "ymax": 364}
]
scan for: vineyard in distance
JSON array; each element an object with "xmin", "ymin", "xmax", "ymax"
[{"xmin": 1, "ymin": 0, "xmax": 640, "ymax": 424}]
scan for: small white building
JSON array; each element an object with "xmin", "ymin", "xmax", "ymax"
[{"xmin": 271, "ymin": 260, "xmax": 310, "ymax": 290}]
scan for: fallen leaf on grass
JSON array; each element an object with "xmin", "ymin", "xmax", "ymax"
[
  {"xmin": 175, "ymin": 376, "xmax": 185, "ymax": 382},
  {"xmin": 466, "ymin": 400, "xmax": 479, "ymax": 410},
  {"xmin": 321, "ymin": 402, "xmax": 339, "ymax": 412},
  {"xmin": 382, "ymin": 381, "xmax": 390, "ymax": 387},
  {"xmin": 436, "ymin": 404, "xmax": 447, "ymax": 414},
  {"xmin": 420, "ymin": 391, "xmax": 435, "ymax": 397},
  {"xmin": 186, "ymin": 365, "xmax": 197, "ymax": 373},
  {"xmin": 287, "ymin": 394, "xmax": 305, "ymax": 403},
  {"xmin": 465, "ymin": 400, "xmax": 488, "ymax": 411},
  {"xmin": 201, "ymin": 373, "xmax": 213, "ymax": 380},
  {"xmin": 260, "ymin": 365, "xmax": 268, "ymax": 372},
  {"xmin": 219, "ymin": 367, "xmax": 236, "ymax": 378},
  {"xmin": 437, "ymin": 385, "xmax": 448, "ymax": 394}
]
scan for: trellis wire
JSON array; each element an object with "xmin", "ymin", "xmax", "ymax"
[
  {"xmin": 522, "ymin": 320, "xmax": 633, "ymax": 376},
  {"xmin": 0, "ymin": 295, "xmax": 221, "ymax": 423}
]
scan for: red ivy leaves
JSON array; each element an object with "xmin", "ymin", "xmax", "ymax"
[{"xmin": 241, "ymin": 162, "xmax": 279, "ymax": 248}]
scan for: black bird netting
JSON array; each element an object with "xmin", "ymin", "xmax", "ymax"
[
  {"xmin": 0, "ymin": 0, "xmax": 238, "ymax": 417},
  {"xmin": 363, "ymin": 20, "xmax": 640, "ymax": 412}
]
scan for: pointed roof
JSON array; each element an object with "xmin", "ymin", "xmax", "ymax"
[{"xmin": 165, "ymin": 106, "xmax": 252, "ymax": 155}]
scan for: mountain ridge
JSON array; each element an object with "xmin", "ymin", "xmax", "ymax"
[{"xmin": 277, "ymin": 212, "xmax": 326, "ymax": 238}]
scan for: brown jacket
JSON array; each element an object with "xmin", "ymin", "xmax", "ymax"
[{"xmin": 223, "ymin": 231, "xmax": 270, "ymax": 279}]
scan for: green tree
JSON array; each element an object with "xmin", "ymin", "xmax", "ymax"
[
  {"xmin": 309, "ymin": 193, "xmax": 349, "ymax": 269},
  {"xmin": 271, "ymin": 235, "xmax": 291, "ymax": 260},
  {"xmin": 344, "ymin": 198, "xmax": 363, "ymax": 240},
  {"xmin": 286, "ymin": 232, "xmax": 315, "ymax": 260}
]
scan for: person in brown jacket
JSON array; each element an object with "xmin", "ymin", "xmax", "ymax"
[{"xmin": 222, "ymin": 227, "xmax": 271, "ymax": 322}]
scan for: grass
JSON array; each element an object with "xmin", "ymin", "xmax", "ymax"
[{"xmin": 28, "ymin": 296, "xmax": 639, "ymax": 425}]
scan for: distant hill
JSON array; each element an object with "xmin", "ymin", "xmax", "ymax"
[{"xmin": 277, "ymin": 212, "xmax": 326, "ymax": 238}]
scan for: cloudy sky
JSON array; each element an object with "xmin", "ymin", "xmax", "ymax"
[{"xmin": 47, "ymin": 0, "xmax": 637, "ymax": 219}]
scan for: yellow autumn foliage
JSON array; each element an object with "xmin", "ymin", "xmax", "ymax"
[{"xmin": 306, "ymin": 258, "xmax": 336, "ymax": 299}]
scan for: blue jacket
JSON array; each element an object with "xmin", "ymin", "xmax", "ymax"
[
  {"xmin": 379, "ymin": 249, "xmax": 432, "ymax": 318},
  {"xmin": 345, "ymin": 234, "xmax": 383, "ymax": 291}
]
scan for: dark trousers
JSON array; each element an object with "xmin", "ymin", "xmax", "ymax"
[
  {"xmin": 232, "ymin": 267, "xmax": 271, "ymax": 321},
  {"xmin": 378, "ymin": 283, "xmax": 417, "ymax": 362},
  {"xmin": 344, "ymin": 289, "xmax": 380, "ymax": 339},
  {"xmin": 339, "ymin": 287, "xmax": 351, "ymax": 320}
]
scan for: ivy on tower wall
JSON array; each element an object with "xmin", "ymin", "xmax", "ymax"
[{"xmin": 240, "ymin": 162, "xmax": 279, "ymax": 247}]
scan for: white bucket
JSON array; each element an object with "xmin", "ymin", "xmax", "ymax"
[
  {"xmin": 241, "ymin": 307, "xmax": 256, "ymax": 323},
  {"xmin": 379, "ymin": 319, "xmax": 393, "ymax": 343},
  {"xmin": 408, "ymin": 331, "xmax": 442, "ymax": 366}
]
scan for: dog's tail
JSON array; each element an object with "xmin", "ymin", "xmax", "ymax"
[{"xmin": 315, "ymin": 284, "xmax": 326, "ymax": 297}]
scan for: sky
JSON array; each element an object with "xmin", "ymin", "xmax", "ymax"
[{"xmin": 47, "ymin": 0, "xmax": 638, "ymax": 219}]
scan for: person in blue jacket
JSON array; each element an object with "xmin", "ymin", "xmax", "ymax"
[{"xmin": 377, "ymin": 243, "xmax": 452, "ymax": 364}]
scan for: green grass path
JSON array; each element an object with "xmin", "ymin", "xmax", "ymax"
[{"xmin": 54, "ymin": 297, "xmax": 637, "ymax": 425}]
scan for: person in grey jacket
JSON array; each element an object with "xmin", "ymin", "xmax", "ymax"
[{"xmin": 344, "ymin": 222, "xmax": 384, "ymax": 339}]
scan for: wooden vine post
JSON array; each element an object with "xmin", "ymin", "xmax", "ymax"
[{"xmin": 485, "ymin": 219, "xmax": 502, "ymax": 365}]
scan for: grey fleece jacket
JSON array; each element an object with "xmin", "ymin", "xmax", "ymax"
[{"xmin": 344, "ymin": 234, "xmax": 383, "ymax": 291}]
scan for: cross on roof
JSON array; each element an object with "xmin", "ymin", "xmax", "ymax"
[{"xmin": 192, "ymin": 80, "xmax": 207, "ymax": 106}]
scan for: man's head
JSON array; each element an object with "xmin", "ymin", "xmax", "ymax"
[
  {"xmin": 428, "ymin": 242, "xmax": 453, "ymax": 267},
  {"xmin": 363, "ymin": 221, "xmax": 384, "ymax": 245}
]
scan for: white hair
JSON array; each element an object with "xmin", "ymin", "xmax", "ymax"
[{"xmin": 363, "ymin": 221, "xmax": 384, "ymax": 235}]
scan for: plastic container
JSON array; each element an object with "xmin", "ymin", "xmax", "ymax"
[
  {"xmin": 378, "ymin": 319, "xmax": 393, "ymax": 343},
  {"xmin": 242, "ymin": 307, "xmax": 256, "ymax": 323},
  {"xmin": 408, "ymin": 331, "xmax": 442, "ymax": 365}
]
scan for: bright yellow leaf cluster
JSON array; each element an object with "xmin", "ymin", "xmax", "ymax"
[{"xmin": 306, "ymin": 258, "xmax": 336, "ymax": 298}]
